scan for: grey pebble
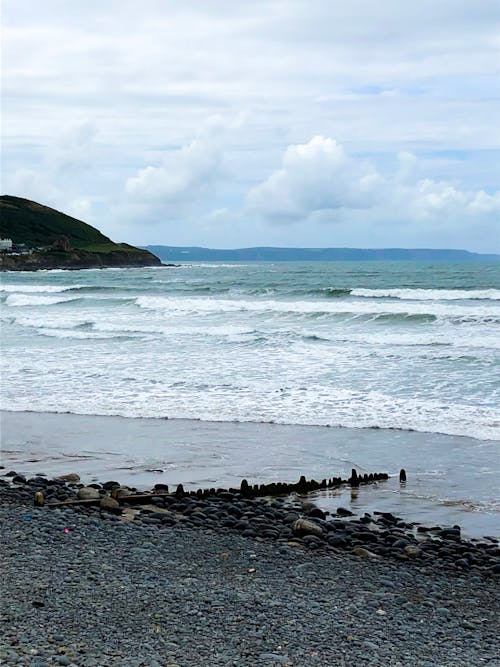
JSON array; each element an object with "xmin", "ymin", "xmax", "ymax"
[{"xmin": 0, "ymin": 483, "xmax": 499, "ymax": 667}]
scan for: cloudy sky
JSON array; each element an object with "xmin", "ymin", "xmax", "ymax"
[{"xmin": 2, "ymin": 0, "xmax": 499, "ymax": 251}]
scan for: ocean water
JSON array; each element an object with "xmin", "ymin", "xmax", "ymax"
[{"xmin": 1, "ymin": 261, "xmax": 499, "ymax": 534}]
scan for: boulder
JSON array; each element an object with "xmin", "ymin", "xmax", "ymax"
[
  {"xmin": 153, "ymin": 483, "xmax": 169, "ymax": 493},
  {"xmin": 111, "ymin": 487, "xmax": 132, "ymax": 499},
  {"xmin": 102, "ymin": 480, "xmax": 120, "ymax": 490},
  {"xmin": 12, "ymin": 475, "xmax": 26, "ymax": 485},
  {"xmin": 100, "ymin": 496, "xmax": 121, "ymax": 514},
  {"xmin": 404, "ymin": 545, "xmax": 422, "ymax": 557},
  {"xmin": 77, "ymin": 486, "xmax": 101, "ymax": 501},
  {"xmin": 58, "ymin": 473, "xmax": 80, "ymax": 483},
  {"xmin": 34, "ymin": 491, "xmax": 45, "ymax": 507},
  {"xmin": 292, "ymin": 518, "xmax": 324, "ymax": 538},
  {"xmin": 352, "ymin": 546, "xmax": 380, "ymax": 558},
  {"xmin": 337, "ymin": 507, "xmax": 354, "ymax": 517}
]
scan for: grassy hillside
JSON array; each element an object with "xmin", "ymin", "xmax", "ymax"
[
  {"xmin": 0, "ymin": 195, "xmax": 161, "ymax": 270},
  {"xmin": 0, "ymin": 195, "xmax": 113, "ymax": 248}
]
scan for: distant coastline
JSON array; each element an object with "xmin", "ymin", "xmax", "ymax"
[{"xmin": 146, "ymin": 245, "xmax": 500, "ymax": 263}]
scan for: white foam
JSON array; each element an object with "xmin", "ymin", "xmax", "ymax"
[
  {"xmin": 2, "ymin": 375, "xmax": 498, "ymax": 440},
  {"xmin": 14, "ymin": 315, "xmax": 95, "ymax": 330},
  {"xmin": 36, "ymin": 328, "xmax": 130, "ymax": 340},
  {"xmin": 94, "ymin": 321, "xmax": 257, "ymax": 339},
  {"xmin": 351, "ymin": 288, "xmax": 500, "ymax": 301},
  {"xmin": 310, "ymin": 330, "xmax": 500, "ymax": 350},
  {"xmin": 2, "ymin": 267, "xmax": 498, "ymax": 444},
  {"xmin": 135, "ymin": 295, "xmax": 500, "ymax": 321},
  {"xmin": 0, "ymin": 284, "xmax": 82, "ymax": 293},
  {"xmin": 176, "ymin": 263, "xmax": 251, "ymax": 268},
  {"xmin": 5, "ymin": 294, "xmax": 78, "ymax": 307}
]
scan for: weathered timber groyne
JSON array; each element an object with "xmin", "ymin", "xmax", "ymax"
[{"xmin": 1, "ymin": 469, "xmax": 499, "ymax": 578}]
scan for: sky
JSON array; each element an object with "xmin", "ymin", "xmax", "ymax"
[{"xmin": 2, "ymin": 0, "xmax": 499, "ymax": 251}]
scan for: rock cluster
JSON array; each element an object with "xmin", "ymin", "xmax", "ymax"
[
  {"xmin": 1, "ymin": 473, "xmax": 498, "ymax": 576},
  {"xmin": 0, "ymin": 475, "xmax": 499, "ymax": 666}
]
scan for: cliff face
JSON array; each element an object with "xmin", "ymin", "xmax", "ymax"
[
  {"xmin": 0, "ymin": 246, "xmax": 161, "ymax": 271},
  {"xmin": 0, "ymin": 195, "xmax": 161, "ymax": 270}
]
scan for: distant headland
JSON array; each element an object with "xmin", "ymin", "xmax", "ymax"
[
  {"xmin": 0, "ymin": 195, "xmax": 161, "ymax": 271},
  {"xmin": 146, "ymin": 245, "xmax": 500, "ymax": 263}
]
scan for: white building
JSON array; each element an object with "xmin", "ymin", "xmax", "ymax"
[{"xmin": 0, "ymin": 238, "xmax": 13, "ymax": 251}]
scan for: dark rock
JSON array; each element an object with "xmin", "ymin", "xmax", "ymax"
[
  {"xmin": 227, "ymin": 505, "xmax": 243, "ymax": 519},
  {"xmin": 302, "ymin": 534, "xmax": 324, "ymax": 546},
  {"xmin": 392, "ymin": 539, "xmax": 410, "ymax": 549},
  {"xmin": 241, "ymin": 529, "xmax": 256, "ymax": 538},
  {"xmin": 222, "ymin": 518, "xmax": 237, "ymax": 528},
  {"xmin": 154, "ymin": 483, "xmax": 169, "ymax": 492},
  {"xmin": 356, "ymin": 531, "xmax": 379, "ymax": 543},
  {"xmin": 102, "ymin": 480, "xmax": 120, "ymax": 490},
  {"xmin": 12, "ymin": 475, "xmax": 27, "ymax": 484},
  {"xmin": 328, "ymin": 535, "xmax": 348, "ymax": 548},
  {"xmin": 28, "ymin": 477, "xmax": 48, "ymax": 487},
  {"xmin": 306, "ymin": 507, "xmax": 326, "ymax": 520},
  {"xmin": 337, "ymin": 507, "xmax": 354, "ymax": 517},
  {"xmin": 141, "ymin": 517, "xmax": 162, "ymax": 525}
]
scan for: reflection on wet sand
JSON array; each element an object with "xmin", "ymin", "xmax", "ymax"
[{"xmin": 1, "ymin": 410, "xmax": 499, "ymax": 538}]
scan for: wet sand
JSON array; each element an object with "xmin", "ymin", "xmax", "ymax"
[{"xmin": 1, "ymin": 410, "xmax": 499, "ymax": 538}]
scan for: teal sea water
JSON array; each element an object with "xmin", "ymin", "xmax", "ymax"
[
  {"xmin": 1, "ymin": 260, "xmax": 499, "ymax": 535},
  {"xmin": 1, "ymin": 261, "xmax": 499, "ymax": 439}
]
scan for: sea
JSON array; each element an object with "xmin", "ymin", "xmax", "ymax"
[{"xmin": 1, "ymin": 261, "xmax": 499, "ymax": 536}]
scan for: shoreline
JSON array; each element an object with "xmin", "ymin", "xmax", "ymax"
[
  {"xmin": 2, "ymin": 410, "xmax": 499, "ymax": 539},
  {"xmin": 2, "ymin": 471, "xmax": 499, "ymax": 570},
  {"xmin": 3, "ymin": 406, "xmax": 497, "ymax": 443}
]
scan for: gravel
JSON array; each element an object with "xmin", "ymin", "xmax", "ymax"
[{"xmin": 0, "ymin": 478, "xmax": 499, "ymax": 666}]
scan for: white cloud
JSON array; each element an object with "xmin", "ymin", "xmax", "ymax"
[
  {"xmin": 247, "ymin": 136, "xmax": 382, "ymax": 221},
  {"xmin": 125, "ymin": 135, "xmax": 222, "ymax": 205},
  {"xmin": 246, "ymin": 136, "xmax": 500, "ymax": 232}
]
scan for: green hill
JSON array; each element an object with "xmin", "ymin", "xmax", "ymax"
[
  {"xmin": 0, "ymin": 195, "xmax": 114, "ymax": 247},
  {"xmin": 0, "ymin": 195, "xmax": 161, "ymax": 270}
]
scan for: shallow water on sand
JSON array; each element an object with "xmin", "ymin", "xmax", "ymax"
[{"xmin": 2, "ymin": 411, "xmax": 498, "ymax": 538}]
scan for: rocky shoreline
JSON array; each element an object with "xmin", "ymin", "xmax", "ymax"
[
  {"xmin": 0, "ymin": 247, "xmax": 161, "ymax": 272},
  {"xmin": 1, "ymin": 472, "xmax": 499, "ymax": 667},
  {"xmin": 2, "ymin": 472, "xmax": 499, "ymax": 576}
]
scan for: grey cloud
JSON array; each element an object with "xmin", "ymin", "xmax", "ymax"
[{"xmin": 2, "ymin": 0, "xmax": 499, "ymax": 251}]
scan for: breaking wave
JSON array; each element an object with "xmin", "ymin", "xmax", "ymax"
[{"xmin": 135, "ymin": 295, "xmax": 500, "ymax": 323}]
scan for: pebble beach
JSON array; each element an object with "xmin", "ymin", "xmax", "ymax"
[{"xmin": 1, "ymin": 473, "xmax": 499, "ymax": 667}]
